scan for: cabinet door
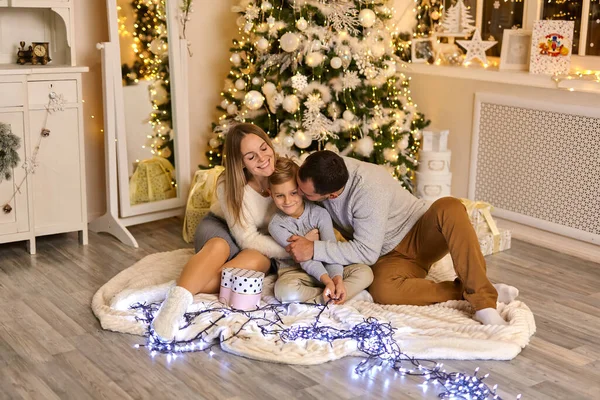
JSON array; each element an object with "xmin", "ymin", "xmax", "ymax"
[
  {"xmin": 29, "ymin": 107, "xmax": 83, "ymax": 233},
  {"xmin": 0, "ymin": 111, "xmax": 29, "ymax": 235}
]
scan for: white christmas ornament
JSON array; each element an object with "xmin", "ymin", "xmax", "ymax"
[
  {"xmin": 261, "ymin": 82, "xmax": 277, "ymax": 95},
  {"xmin": 282, "ymin": 135, "xmax": 295, "ymax": 148},
  {"xmin": 306, "ymin": 52, "xmax": 323, "ymax": 67},
  {"xmin": 209, "ymin": 138, "xmax": 221, "ymax": 148},
  {"xmin": 299, "ymin": 152, "xmax": 311, "ymax": 163},
  {"xmin": 251, "ymin": 76, "xmax": 263, "ymax": 85},
  {"xmin": 457, "ymin": 28, "xmax": 497, "ymax": 65},
  {"xmin": 261, "ymin": 1, "xmax": 272, "ymax": 11},
  {"xmin": 227, "ymin": 104, "xmax": 238, "ymax": 115},
  {"xmin": 355, "ymin": 136, "xmax": 374, "ymax": 157},
  {"xmin": 342, "ymin": 110, "xmax": 354, "ymax": 121},
  {"xmin": 230, "ymin": 53, "xmax": 241, "ymax": 65},
  {"xmin": 371, "ymin": 43, "xmax": 386, "ymax": 58},
  {"xmin": 150, "ymin": 38, "xmax": 167, "ymax": 56},
  {"xmin": 358, "ymin": 9, "xmax": 377, "ymax": 28},
  {"xmin": 294, "ymin": 130, "xmax": 312, "ymax": 149},
  {"xmin": 398, "ymin": 136, "xmax": 410, "ymax": 150},
  {"xmin": 256, "ymin": 38, "xmax": 269, "ymax": 51},
  {"xmin": 291, "ymin": 73, "xmax": 308, "ymax": 91},
  {"xmin": 244, "ymin": 22, "xmax": 254, "ymax": 33},
  {"xmin": 383, "ymin": 60, "xmax": 397, "ymax": 77},
  {"xmin": 220, "ymin": 100, "xmax": 229, "ymax": 109},
  {"xmin": 324, "ymin": 143, "xmax": 339, "ymax": 154},
  {"xmin": 383, "ymin": 148, "xmax": 399, "ymax": 162},
  {"xmin": 151, "ymin": 83, "xmax": 168, "ymax": 105},
  {"xmin": 330, "ymin": 57, "xmax": 343, "ymax": 69},
  {"xmin": 235, "ymin": 79, "xmax": 246, "ymax": 90},
  {"xmin": 280, "ymin": 32, "xmax": 300, "ymax": 52},
  {"xmin": 282, "ymin": 95, "xmax": 300, "ymax": 113},
  {"xmin": 296, "ymin": 17, "xmax": 308, "ymax": 31},
  {"xmin": 244, "ymin": 90, "xmax": 265, "ymax": 110}
]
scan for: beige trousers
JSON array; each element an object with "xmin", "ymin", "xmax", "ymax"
[{"xmin": 274, "ymin": 264, "xmax": 374, "ymax": 304}]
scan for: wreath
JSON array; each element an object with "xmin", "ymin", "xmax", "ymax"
[{"xmin": 0, "ymin": 122, "xmax": 21, "ymax": 183}]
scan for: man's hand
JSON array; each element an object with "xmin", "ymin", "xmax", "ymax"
[
  {"xmin": 286, "ymin": 235, "xmax": 314, "ymax": 262},
  {"xmin": 304, "ymin": 228, "xmax": 320, "ymax": 242},
  {"xmin": 320, "ymin": 274, "xmax": 337, "ymax": 303},
  {"xmin": 332, "ymin": 275, "xmax": 346, "ymax": 305}
]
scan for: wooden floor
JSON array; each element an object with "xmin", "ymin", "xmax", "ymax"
[{"xmin": 1, "ymin": 218, "xmax": 599, "ymax": 400}]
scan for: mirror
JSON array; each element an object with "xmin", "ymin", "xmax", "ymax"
[
  {"xmin": 117, "ymin": 0, "xmax": 177, "ymax": 207},
  {"xmin": 90, "ymin": 0, "xmax": 190, "ymax": 247}
]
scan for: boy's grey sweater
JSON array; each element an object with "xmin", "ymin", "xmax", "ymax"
[
  {"xmin": 269, "ymin": 201, "xmax": 344, "ymax": 280},
  {"xmin": 313, "ymin": 156, "xmax": 429, "ymax": 266}
]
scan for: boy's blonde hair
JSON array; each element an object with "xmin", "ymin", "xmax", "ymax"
[{"xmin": 268, "ymin": 157, "xmax": 299, "ymax": 187}]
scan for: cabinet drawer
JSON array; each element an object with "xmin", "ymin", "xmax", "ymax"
[
  {"xmin": 27, "ymin": 80, "xmax": 78, "ymax": 106},
  {"xmin": 0, "ymin": 82, "xmax": 26, "ymax": 108}
]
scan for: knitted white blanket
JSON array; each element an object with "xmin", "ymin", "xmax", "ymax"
[{"xmin": 92, "ymin": 249, "xmax": 536, "ymax": 363}]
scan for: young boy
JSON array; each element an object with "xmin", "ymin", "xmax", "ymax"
[{"xmin": 268, "ymin": 157, "xmax": 373, "ymax": 304}]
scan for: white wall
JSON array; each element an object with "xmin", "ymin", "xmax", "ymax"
[{"xmin": 408, "ymin": 75, "xmax": 600, "ymax": 198}]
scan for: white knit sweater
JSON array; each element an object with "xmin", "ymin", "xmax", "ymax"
[{"xmin": 210, "ymin": 183, "xmax": 288, "ymax": 259}]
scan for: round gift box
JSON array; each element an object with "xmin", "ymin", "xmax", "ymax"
[
  {"xmin": 415, "ymin": 171, "xmax": 452, "ymax": 199},
  {"xmin": 230, "ymin": 271, "xmax": 264, "ymax": 310},
  {"xmin": 417, "ymin": 151, "xmax": 451, "ymax": 174}
]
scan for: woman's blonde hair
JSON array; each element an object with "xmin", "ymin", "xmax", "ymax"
[
  {"xmin": 221, "ymin": 123, "xmax": 275, "ymax": 226},
  {"xmin": 268, "ymin": 157, "xmax": 299, "ymax": 187}
]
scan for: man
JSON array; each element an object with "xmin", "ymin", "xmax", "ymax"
[{"xmin": 286, "ymin": 151, "xmax": 518, "ymax": 325}]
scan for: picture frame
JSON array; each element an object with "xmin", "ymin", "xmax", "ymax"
[
  {"xmin": 529, "ymin": 20, "xmax": 574, "ymax": 75},
  {"xmin": 411, "ymin": 38, "xmax": 435, "ymax": 64},
  {"xmin": 499, "ymin": 29, "xmax": 532, "ymax": 71}
]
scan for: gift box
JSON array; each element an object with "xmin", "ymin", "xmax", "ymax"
[
  {"xmin": 129, "ymin": 157, "xmax": 176, "ymax": 205},
  {"xmin": 419, "ymin": 151, "xmax": 451, "ymax": 175},
  {"xmin": 182, "ymin": 166, "xmax": 225, "ymax": 243},
  {"xmin": 219, "ymin": 267, "xmax": 264, "ymax": 310},
  {"xmin": 416, "ymin": 171, "xmax": 452, "ymax": 202},
  {"xmin": 479, "ymin": 228, "xmax": 512, "ymax": 256},
  {"xmin": 460, "ymin": 198, "xmax": 496, "ymax": 236},
  {"xmin": 421, "ymin": 129, "xmax": 449, "ymax": 152}
]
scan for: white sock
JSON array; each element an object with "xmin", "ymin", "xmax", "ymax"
[
  {"xmin": 493, "ymin": 283, "xmax": 519, "ymax": 304},
  {"xmin": 474, "ymin": 307, "xmax": 508, "ymax": 325},
  {"xmin": 151, "ymin": 286, "xmax": 193, "ymax": 341}
]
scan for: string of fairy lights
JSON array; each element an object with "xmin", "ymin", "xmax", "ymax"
[{"xmin": 130, "ymin": 300, "xmax": 521, "ymax": 400}]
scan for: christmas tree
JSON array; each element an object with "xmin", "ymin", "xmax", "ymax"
[
  {"xmin": 206, "ymin": 0, "xmax": 429, "ymax": 191},
  {"xmin": 440, "ymin": 0, "xmax": 475, "ymax": 35},
  {"xmin": 119, "ymin": 0, "xmax": 175, "ymax": 166},
  {"xmin": 414, "ymin": 0, "xmax": 444, "ymax": 38}
]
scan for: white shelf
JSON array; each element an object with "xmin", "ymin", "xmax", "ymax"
[{"xmin": 0, "ymin": 64, "xmax": 88, "ymax": 75}]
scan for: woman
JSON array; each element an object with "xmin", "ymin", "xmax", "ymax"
[{"xmin": 152, "ymin": 123, "xmax": 311, "ymax": 341}]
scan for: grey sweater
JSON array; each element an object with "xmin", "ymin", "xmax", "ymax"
[
  {"xmin": 313, "ymin": 157, "xmax": 429, "ymax": 266},
  {"xmin": 269, "ymin": 201, "xmax": 344, "ymax": 280}
]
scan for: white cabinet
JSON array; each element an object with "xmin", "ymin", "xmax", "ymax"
[{"xmin": 0, "ymin": 69, "xmax": 88, "ymax": 253}]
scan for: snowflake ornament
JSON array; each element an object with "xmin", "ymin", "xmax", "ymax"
[
  {"xmin": 245, "ymin": 4, "xmax": 260, "ymax": 20},
  {"xmin": 292, "ymin": 73, "xmax": 308, "ymax": 91},
  {"xmin": 493, "ymin": 1, "xmax": 500, "ymax": 9},
  {"xmin": 342, "ymin": 71, "xmax": 361, "ymax": 90}
]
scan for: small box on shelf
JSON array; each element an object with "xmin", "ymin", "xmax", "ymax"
[{"xmin": 422, "ymin": 129, "xmax": 449, "ymax": 152}]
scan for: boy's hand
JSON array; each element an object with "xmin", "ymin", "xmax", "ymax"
[
  {"xmin": 304, "ymin": 229, "xmax": 320, "ymax": 242},
  {"xmin": 332, "ymin": 275, "xmax": 346, "ymax": 304},
  {"xmin": 320, "ymin": 274, "xmax": 337, "ymax": 302}
]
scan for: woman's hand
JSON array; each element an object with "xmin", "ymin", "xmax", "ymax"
[{"xmin": 304, "ymin": 229, "xmax": 320, "ymax": 242}]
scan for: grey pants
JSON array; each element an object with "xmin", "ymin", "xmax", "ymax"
[
  {"xmin": 274, "ymin": 264, "xmax": 374, "ymax": 304},
  {"xmin": 194, "ymin": 213, "xmax": 240, "ymax": 260}
]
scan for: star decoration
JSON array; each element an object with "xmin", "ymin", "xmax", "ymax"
[
  {"xmin": 493, "ymin": 1, "xmax": 500, "ymax": 9},
  {"xmin": 457, "ymin": 28, "xmax": 497, "ymax": 65}
]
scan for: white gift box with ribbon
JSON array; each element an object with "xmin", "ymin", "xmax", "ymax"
[
  {"xmin": 460, "ymin": 199, "xmax": 512, "ymax": 256},
  {"xmin": 422, "ymin": 129, "xmax": 449, "ymax": 152}
]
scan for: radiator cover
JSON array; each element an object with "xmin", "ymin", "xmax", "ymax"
[{"xmin": 469, "ymin": 93, "xmax": 600, "ymax": 245}]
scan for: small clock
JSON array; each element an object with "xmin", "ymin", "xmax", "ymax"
[{"xmin": 31, "ymin": 42, "xmax": 51, "ymax": 65}]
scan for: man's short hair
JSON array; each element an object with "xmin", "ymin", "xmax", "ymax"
[{"xmin": 298, "ymin": 151, "xmax": 349, "ymax": 195}]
